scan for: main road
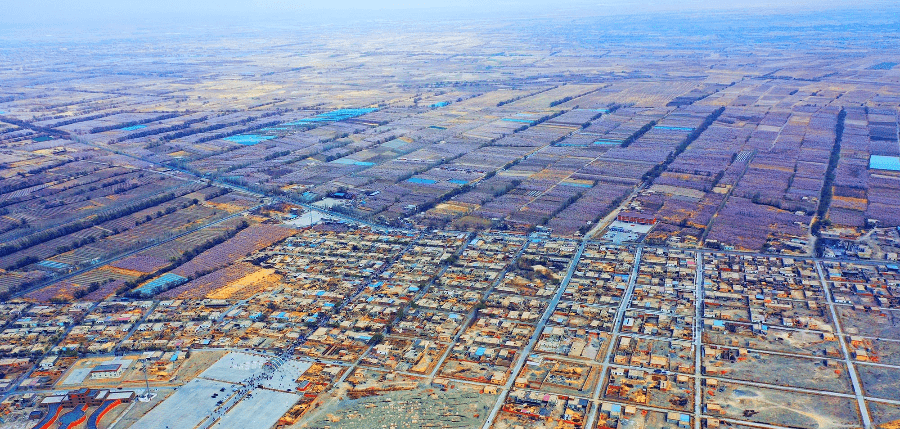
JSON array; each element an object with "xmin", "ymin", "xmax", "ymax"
[
  {"xmin": 816, "ymin": 260, "xmax": 873, "ymax": 428},
  {"xmin": 480, "ymin": 240, "xmax": 588, "ymax": 429},
  {"xmin": 582, "ymin": 246, "xmax": 643, "ymax": 429}
]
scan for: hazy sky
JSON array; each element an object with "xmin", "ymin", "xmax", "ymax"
[
  {"xmin": 1, "ymin": 0, "xmax": 876, "ymax": 25},
  {"xmin": 1, "ymin": 0, "xmax": 892, "ymax": 42}
]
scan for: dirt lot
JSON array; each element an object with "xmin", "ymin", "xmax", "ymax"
[
  {"xmin": 858, "ymin": 364, "xmax": 900, "ymax": 401},
  {"xmin": 704, "ymin": 381, "xmax": 861, "ymax": 429},
  {"xmin": 703, "ymin": 347, "xmax": 853, "ymax": 393},
  {"xmin": 294, "ymin": 369, "xmax": 498, "ymax": 429},
  {"xmin": 868, "ymin": 400, "xmax": 900, "ymax": 428}
]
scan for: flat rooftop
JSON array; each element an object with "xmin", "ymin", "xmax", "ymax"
[{"xmin": 91, "ymin": 364, "xmax": 121, "ymax": 372}]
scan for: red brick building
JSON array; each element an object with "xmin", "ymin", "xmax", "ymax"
[{"xmin": 617, "ymin": 211, "xmax": 657, "ymax": 225}]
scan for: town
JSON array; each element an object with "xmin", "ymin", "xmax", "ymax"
[{"xmin": 1, "ymin": 1, "xmax": 900, "ymax": 429}]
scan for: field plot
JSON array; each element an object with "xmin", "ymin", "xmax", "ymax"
[
  {"xmin": 703, "ymin": 381, "xmax": 861, "ymax": 429},
  {"xmin": 26, "ymin": 267, "xmax": 136, "ymax": 301},
  {"xmin": 207, "ymin": 266, "xmax": 278, "ymax": 299},
  {"xmin": 127, "ymin": 216, "xmax": 249, "ymax": 263},
  {"xmin": 110, "ymin": 255, "xmax": 170, "ymax": 274},
  {"xmin": 858, "ymin": 364, "xmax": 900, "ymax": 401},
  {"xmin": 703, "ymin": 345, "xmax": 852, "ymax": 393},
  {"xmin": 838, "ymin": 307, "xmax": 900, "ymax": 340},
  {"xmin": 158, "ymin": 261, "xmax": 257, "ymax": 299},
  {"xmin": 703, "ymin": 324, "xmax": 841, "ymax": 357},
  {"xmin": 169, "ymin": 224, "xmax": 294, "ymax": 279},
  {"xmin": 869, "ymin": 400, "xmax": 900, "ymax": 428},
  {"xmin": 3, "ymin": 10, "xmax": 900, "ymax": 429}
]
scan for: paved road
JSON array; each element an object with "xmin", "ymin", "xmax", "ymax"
[
  {"xmin": 698, "ymin": 149, "xmax": 755, "ymax": 245},
  {"xmin": 583, "ymin": 246, "xmax": 643, "ymax": 429},
  {"xmin": 693, "ymin": 251, "xmax": 704, "ymax": 429},
  {"xmin": 113, "ymin": 301, "xmax": 160, "ymax": 355},
  {"xmin": 585, "ymin": 183, "xmax": 647, "ymax": 239},
  {"xmin": 6, "ymin": 239, "xmax": 896, "ymax": 429},
  {"xmin": 816, "ymin": 260, "xmax": 873, "ymax": 428},
  {"xmin": 74, "ymin": 133, "xmax": 416, "ymax": 234},
  {"xmin": 8, "ymin": 130, "xmax": 892, "ymax": 429},
  {"xmin": 428, "ymin": 236, "xmax": 532, "ymax": 381},
  {"xmin": 480, "ymin": 240, "xmax": 587, "ymax": 429}
]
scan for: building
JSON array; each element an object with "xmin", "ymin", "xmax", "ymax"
[
  {"xmin": 649, "ymin": 355, "xmax": 668, "ymax": 368},
  {"xmin": 600, "ymin": 402, "xmax": 623, "ymax": 417},
  {"xmin": 41, "ymin": 389, "xmax": 136, "ymax": 408},
  {"xmin": 39, "ymin": 356, "xmax": 58, "ymax": 370},
  {"xmin": 90, "ymin": 364, "xmax": 125, "ymax": 380},
  {"xmin": 617, "ymin": 211, "xmax": 657, "ymax": 225},
  {"xmin": 667, "ymin": 412, "xmax": 691, "ymax": 428}
]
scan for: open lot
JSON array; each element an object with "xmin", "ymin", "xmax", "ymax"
[
  {"xmin": 838, "ymin": 307, "xmax": 900, "ymax": 340},
  {"xmin": 704, "ymin": 325, "xmax": 840, "ymax": 357},
  {"xmin": 858, "ymin": 364, "xmax": 900, "ymax": 402},
  {"xmin": 129, "ymin": 378, "xmax": 235, "ymax": 429},
  {"xmin": 295, "ymin": 369, "xmax": 498, "ymax": 429},
  {"xmin": 210, "ymin": 388, "xmax": 299, "ymax": 429},
  {"xmin": 869, "ymin": 400, "xmax": 900, "ymax": 428},
  {"xmin": 703, "ymin": 346, "xmax": 853, "ymax": 393},
  {"xmin": 199, "ymin": 351, "xmax": 312, "ymax": 391},
  {"xmin": 863, "ymin": 338, "xmax": 900, "ymax": 366},
  {"xmin": 199, "ymin": 351, "xmax": 277, "ymax": 383},
  {"xmin": 703, "ymin": 381, "xmax": 862, "ymax": 429}
]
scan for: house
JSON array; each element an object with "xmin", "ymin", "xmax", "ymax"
[
  {"xmin": 39, "ymin": 356, "xmax": 57, "ymax": 370},
  {"xmin": 706, "ymin": 403, "xmax": 724, "ymax": 415},
  {"xmin": 649, "ymin": 356, "xmax": 668, "ymax": 368},
  {"xmin": 667, "ymin": 412, "xmax": 691, "ymax": 428},
  {"xmin": 600, "ymin": 402, "xmax": 623, "ymax": 417}
]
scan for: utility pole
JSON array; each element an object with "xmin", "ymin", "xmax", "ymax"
[{"xmin": 142, "ymin": 358, "xmax": 151, "ymax": 398}]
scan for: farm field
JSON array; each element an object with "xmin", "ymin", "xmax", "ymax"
[{"xmin": 0, "ymin": 3, "xmax": 899, "ymax": 429}]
